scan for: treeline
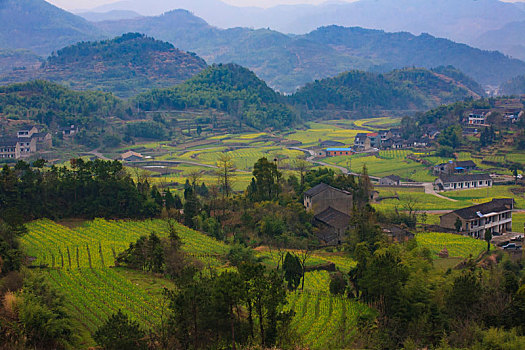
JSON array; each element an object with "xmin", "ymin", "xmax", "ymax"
[
  {"xmin": 134, "ymin": 63, "xmax": 296, "ymax": 130},
  {"xmin": 0, "ymin": 159, "xmax": 182, "ymax": 223},
  {"xmin": 0, "ymin": 80, "xmax": 129, "ymax": 128}
]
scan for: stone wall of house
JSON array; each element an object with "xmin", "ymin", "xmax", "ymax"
[{"xmin": 311, "ymin": 188, "xmax": 353, "ymax": 216}]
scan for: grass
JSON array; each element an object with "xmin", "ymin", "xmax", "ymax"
[{"xmin": 373, "ymin": 187, "xmax": 472, "ymax": 211}]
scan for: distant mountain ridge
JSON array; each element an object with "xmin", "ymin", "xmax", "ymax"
[
  {"xmin": 0, "ymin": 0, "xmax": 102, "ymax": 55},
  {"xmin": 0, "ymin": 33, "xmax": 208, "ymax": 98},
  {"xmin": 500, "ymin": 75, "xmax": 525, "ymax": 96},
  {"xmin": 95, "ymin": 11, "xmax": 525, "ymax": 91}
]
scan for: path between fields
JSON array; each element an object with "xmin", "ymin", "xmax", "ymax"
[
  {"xmin": 130, "ymin": 160, "xmax": 251, "ymax": 173},
  {"xmin": 422, "ymin": 183, "xmax": 458, "ymax": 202}
]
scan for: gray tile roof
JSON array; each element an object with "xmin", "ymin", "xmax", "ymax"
[
  {"xmin": 304, "ymin": 183, "xmax": 351, "ymax": 197},
  {"xmin": 439, "ymin": 173, "xmax": 491, "ymax": 183},
  {"xmin": 451, "ymin": 198, "xmax": 514, "ymax": 220},
  {"xmin": 0, "ymin": 137, "xmax": 19, "ymax": 147},
  {"xmin": 315, "ymin": 207, "xmax": 351, "ymax": 229}
]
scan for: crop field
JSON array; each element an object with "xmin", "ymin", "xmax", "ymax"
[
  {"xmin": 283, "ymin": 122, "xmax": 361, "ymax": 147},
  {"xmin": 287, "ymin": 271, "xmax": 373, "ymax": 349},
  {"xmin": 22, "ymin": 219, "xmax": 229, "ymax": 269},
  {"xmin": 373, "ymin": 187, "xmax": 473, "ymax": 211},
  {"xmin": 415, "ymin": 232, "xmax": 487, "ymax": 259},
  {"xmin": 256, "ymin": 248, "xmax": 356, "ymax": 273},
  {"xmin": 351, "ymin": 117, "xmax": 401, "ymax": 130},
  {"xmin": 323, "ymin": 153, "xmax": 426, "ymax": 178},
  {"xmin": 512, "ymin": 212, "xmax": 525, "ymax": 233},
  {"xmin": 441, "ymin": 186, "xmax": 525, "ymax": 209}
]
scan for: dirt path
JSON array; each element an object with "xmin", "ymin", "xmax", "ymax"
[{"xmin": 422, "ymin": 183, "xmax": 458, "ymax": 202}]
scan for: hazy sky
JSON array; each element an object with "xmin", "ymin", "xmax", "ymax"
[{"xmin": 47, "ymin": 0, "xmax": 525, "ymax": 11}]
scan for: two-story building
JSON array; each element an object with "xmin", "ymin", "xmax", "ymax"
[
  {"xmin": 304, "ymin": 183, "xmax": 353, "ymax": 245},
  {"xmin": 440, "ymin": 198, "xmax": 514, "ymax": 239},
  {"xmin": 0, "ymin": 125, "xmax": 52, "ymax": 160},
  {"xmin": 434, "ymin": 173, "xmax": 492, "ymax": 191},
  {"xmin": 467, "ymin": 111, "xmax": 489, "ymax": 126},
  {"xmin": 354, "ymin": 132, "xmax": 380, "ymax": 151}
]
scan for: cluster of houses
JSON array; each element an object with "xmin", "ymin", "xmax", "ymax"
[
  {"xmin": 303, "ymin": 182, "xmax": 514, "ymax": 246},
  {"xmin": 0, "ymin": 125, "xmax": 51, "ymax": 159},
  {"xmin": 353, "ymin": 128, "xmax": 437, "ymax": 151}
]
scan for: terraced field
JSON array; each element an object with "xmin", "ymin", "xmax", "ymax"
[{"xmin": 287, "ymin": 271, "xmax": 373, "ymax": 349}]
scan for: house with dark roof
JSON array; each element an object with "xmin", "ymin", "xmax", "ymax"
[
  {"xmin": 433, "ymin": 160, "xmax": 477, "ymax": 175},
  {"xmin": 304, "ymin": 183, "xmax": 354, "ymax": 245},
  {"xmin": 0, "ymin": 137, "xmax": 20, "ymax": 159},
  {"xmin": 434, "ymin": 173, "xmax": 492, "ymax": 191},
  {"xmin": 440, "ymin": 198, "xmax": 514, "ymax": 239},
  {"xmin": 320, "ymin": 140, "xmax": 345, "ymax": 148},
  {"xmin": 379, "ymin": 175, "xmax": 401, "ymax": 186},
  {"xmin": 314, "ymin": 207, "xmax": 352, "ymax": 245}
]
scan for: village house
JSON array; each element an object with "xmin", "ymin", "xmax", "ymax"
[
  {"xmin": 434, "ymin": 173, "xmax": 492, "ymax": 191},
  {"xmin": 0, "ymin": 125, "xmax": 51, "ymax": 159},
  {"xmin": 354, "ymin": 132, "xmax": 380, "ymax": 151},
  {"xmin": 433, "ymin": 160, "xmax": 477, "ymax": 175},
  {"xmin": 304, "ymin": 183, "xmax": 353, "ymax": 245},
  {"xmin": 121, "ymin": 151, "xmax": 144, "ymax": 162},
  {"xmin": 379, "ymin": 174, "xmax": 401, "ymax": 186},
  {"xmin": 325, "ymin": 147, "xmax": 353, "ymax": 157},
  {"xmin": 320, "ymin": 140, "xmax": 345, "ymax": 148},
  {"xmin": 440, "ymin": 198, "xmax": 514, "ymax": 239},
  {"xmin": 466, "ymin": 110, "xmax": 489, "ymax": 126}
]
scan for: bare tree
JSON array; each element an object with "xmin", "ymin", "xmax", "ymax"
[
  {"xmin": 216, "ymin": 153, "xmax": 236, "ymax": 199},
  {"xmin": 298, "ymin": 240, "xmax": 315, "ymax": 290},
  {"xmin": 294, "ymin": 159, "xmax": 310, "ymax": 190}
]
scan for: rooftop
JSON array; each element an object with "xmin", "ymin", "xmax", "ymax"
[
  {"xmin": 121, "ymin": 151, "xmax": 144, "ymax": 160},
  {"xmin": 0, "ymin": 137, "xmax": 19, "ymax": 147},
  {"xmin": 326, "ymin": 148, "xmax": 352, "ymax": 152},
  {"xmin": 448, "ymin": 198, "xmax": 514, "ymax": 220},
  {"xmin": 304, "ymin": 183, "xmax": 351, "ymax": 197},
  {"xmin": 438, "ymin": 173, "xmax": 491, "ymax": 183},
  {"xmin": 383, "ymin": 174, "xmax": 401, "ymax": 181},
  {"xmin": 315, "ymin": 207, "xmax": 351, "ymax": 230}
]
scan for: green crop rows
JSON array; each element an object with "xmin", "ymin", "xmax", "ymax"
[
  {"xmin": 287, "ymin": 271, "xmax": 373, "ymax": 349},
  {"xmin": 416, "ymin": 232, "xmax": 487, "ymax": 259},
  {"xmin": 22, "ymin": 218, "xmax": 229, "ymax": 269}
]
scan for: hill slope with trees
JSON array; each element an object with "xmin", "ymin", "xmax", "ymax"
[
  {"xmin": 0, "ymin": 33, "xmax": 208, "ymax": 98},
  {"xmin": 290, "ymin": 67, "xmax": 482, "ymax": 111},
  {"xmin": 134, "ymin": 63, "xmax": 296, "ymax": 130}
]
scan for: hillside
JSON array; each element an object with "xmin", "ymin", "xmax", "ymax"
[
  {"xmin": 0, "ymin": 80, "xmax": 127, "ymax": 128},
  {"xmin": 0, "ymin": 33, "xmax": 208, "ymax": 98},
  {"xmin": 95, "ymin": 11, "xmax": 525, "ymax": 92},
  {"xmin": 290, "ymin": 68, "xmax": 481, "ymax": 111},
  {"xmin": 473, "ymin": 21, "xmax": 525, "ymax": 61},
  {"xmin": 303, "ymin": 26, "xmax": 525, "ymax": 87},
  {"xmin": 0, "ymin": 0, "xmax": 102, "ymax": 55},
  {"xmin": 500, "ymin": 75, "xmax": 525, "ymax": 96},
  {"xmin": 134, "ymin": 63, "xmax": 295, "ymax": 130},
  {"xmin": 0, "ymin": 49, "xmax": 43, "ymax": 75}
]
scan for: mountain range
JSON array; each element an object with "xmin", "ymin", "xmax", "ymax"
[
  {"xmin": 2, "ymin": 0, "xmax": 525, "ymax": 94},
  {"xmin": 83, "ymin": 0, "xmax": 525, "ymax": 59},
  {"xmin": 95, "ymin": 10, "xmax": 525, "ymax": 91}
]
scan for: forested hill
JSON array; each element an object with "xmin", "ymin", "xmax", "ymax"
[
  {"xmin": 0, "ymin": 80, "xmax": 128, "ymax": 128},
  {"xmin": 0, "ymin": 33, "xmax": 208, "ymax": 98},
  {"xmin": 95, "ymin": 10, "xmax": 525, "ymax": 92},
  {"xmin": 0, "ymin": 0, "xmax": 102, "ymax": 55},
  {"xmin": 134, "ymin": 63, "xmax": 296, "ymax": 130},
  {"xmin": 290, "ymin": 68, "xmax": 482, "ymax": 111},
  {"xmin": 0, "ymin": 49, "xmax": 43, "ymax": 75},
  {"xmin": 500, "ymin": 75, "xmax": 525, "ymax": 96}
]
